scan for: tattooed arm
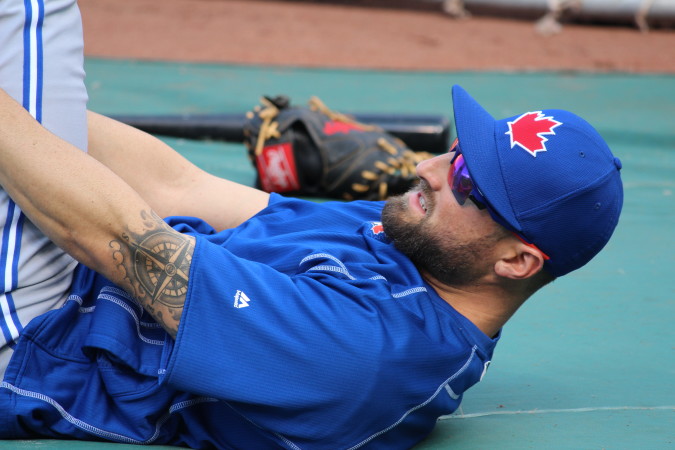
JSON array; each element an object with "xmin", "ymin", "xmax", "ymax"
[
  {"xmin": 0, "ymin": 89, "xmax": 189, "ymax": 337},
  {"xmin": 108, "ymin": 211, "xmax": 193, "ymax": 338},
  {"xmin": 87, "ymin": 111, "xmax": 270, "ymax": 231}
]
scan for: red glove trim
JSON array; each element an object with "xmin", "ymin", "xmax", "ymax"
[{"xmin": 256, "ymin": 142, "xmax": 301, "ymax": 193}]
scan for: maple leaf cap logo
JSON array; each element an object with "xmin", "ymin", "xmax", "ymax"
[{"xmin": 505, "ymin": 111, "xmax": 562, "ymax": 157}]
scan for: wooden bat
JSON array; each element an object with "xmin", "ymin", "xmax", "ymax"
[{"xmin": 109, "ymin": 112, "xmax": 451, "ymax": 154}]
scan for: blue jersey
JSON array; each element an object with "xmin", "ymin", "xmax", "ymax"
[{"xmin": 0, "ymin": 194, "xmax": 498, "ymax": 449}]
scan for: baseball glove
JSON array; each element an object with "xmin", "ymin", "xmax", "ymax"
[{"xmin": 243, "ymin": 95, "xmax": 432, "ymax": 201}]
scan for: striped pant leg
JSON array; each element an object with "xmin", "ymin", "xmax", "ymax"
[{"xmin": 0, "ymin": 0, "xmax": 88, "ymax": 377}]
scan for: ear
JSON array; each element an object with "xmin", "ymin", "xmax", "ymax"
[{"xmin": 494, "ymin": 243, "xmax": 545, "ymax": 280}]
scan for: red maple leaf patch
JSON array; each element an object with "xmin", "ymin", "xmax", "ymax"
[{"xmin": 505, "ymin": 111, "xmax": 562, "ymax": 157}]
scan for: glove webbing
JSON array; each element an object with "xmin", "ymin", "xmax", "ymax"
[
  {"xmin": 308, "ymin": 96, "xmax": 379, "ymax": 132},
  {"xmin": 248, "ymin": 98, "xmax": 282, "ymax": 157},
  {"xmin": 308, "ymin": 98, "xmax": 433, "ymax": 200}
]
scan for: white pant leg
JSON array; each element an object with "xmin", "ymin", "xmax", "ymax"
[{"xmin": 0, "ymin": 0, "xmax": 88, "ymax": 377}]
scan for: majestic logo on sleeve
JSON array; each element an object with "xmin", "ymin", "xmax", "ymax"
[
  {"xmin": 505, "ymin": 111, "xmax": 562, "ymax": 157},
  {"xmin": 234, "ymin": 290, "xmax": 251, "ymax": 308}
]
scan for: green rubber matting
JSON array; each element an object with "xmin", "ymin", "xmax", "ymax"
[{"xmin": 1, "ymin": 59, "xmax": 673, "ymax": 449}]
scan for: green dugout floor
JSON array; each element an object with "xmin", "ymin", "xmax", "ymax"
[{"xmin": 2, "ymin": 59, "xmax": 673, "ymax": 449}]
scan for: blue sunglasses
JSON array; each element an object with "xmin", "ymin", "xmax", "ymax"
[{"xmin": 448, "ymin": 140, "xmax": 551, "ymax": 260}]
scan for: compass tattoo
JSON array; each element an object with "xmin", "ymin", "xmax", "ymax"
[
  {"xmin": 110, "ymin": 210, "xmax": 195, "ymax": 338},
  {"xmin": 132, "ymin": 230, "xmax": 192, "ymax": 304}
]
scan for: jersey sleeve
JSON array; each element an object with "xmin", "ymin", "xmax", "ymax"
[
  {"xmin": 156, "ymin": 196, "xmax": 496, "ymax": 448},
  {"xmin": 159, "ymin": 236, "xmax": 433, "ymax": 447}
]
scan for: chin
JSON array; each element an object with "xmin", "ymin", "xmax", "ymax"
[{"xmin": 382, "ymin": 193, "xmax": 414, "ymax": 232}]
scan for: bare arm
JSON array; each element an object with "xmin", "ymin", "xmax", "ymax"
[
  {"xmin": 0, "ymin": 89, "xmax": 189, "ymax": 338},
  {"xmin": 87, "ymin": 111, "xmax": 269, "ymax": 231}
]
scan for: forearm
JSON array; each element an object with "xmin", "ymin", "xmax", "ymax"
[
  {"xmin": 0, "ymin": 90, "xmax": 139, "ymax": 270},
  {"xmin": 87, "ymin": 111, "xmax": 269, "ymax": 231},
  {"xmin": 0, "ymin": 89, "xmax": 189, "ymax": 337}
]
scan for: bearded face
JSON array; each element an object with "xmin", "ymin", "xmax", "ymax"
[{"xmin": 381, "ymin": 182, "xmax": 506, "ymax": 287}]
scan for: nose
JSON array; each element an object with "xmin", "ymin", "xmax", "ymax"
[{"xmin": 416, "ymin": 152, "xmax": 452, "ymax": 191}]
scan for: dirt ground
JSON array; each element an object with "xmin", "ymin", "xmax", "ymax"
[{"xmin": 79, "ymin": 0, "xmax": 675, "ymax": 73}]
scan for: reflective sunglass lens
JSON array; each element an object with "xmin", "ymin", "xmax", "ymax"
[{"xmin": 451, "ymin": 155, "xmax": 472, "ymax": 205}]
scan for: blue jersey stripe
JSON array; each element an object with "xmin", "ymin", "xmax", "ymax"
[
  {"xmin": 0, "ymin": 301, "xmax": 16, "ymax": 348},
  {"xmin": 10, "ymin": 213, "xmax": 25, "ymax": 293},
  {"xmin": 0, "ymin": 204, "xmax": 25, "ymax": 343},
  {"xmin": 1, "ymin": 0, "xmax": 46, "ymax": 343},
  {"xmin": 21, "ymin": 0, "xmax": 44, "ymax": 119},
  {"xmin": 5, "ymin": 294, "xmax": 23, "ymax": 345},
  {"xmin": 0, "ymin": 201, "xmax": 14, "ymax": 292},
  {"xmin": 35, "ymin": 0, "xmax": 44, "ymax": 123},
  {"xmin": 0, "ymin": 294, "xmax": 23, "ymax": 349},
  {"xmin": 21, "ymin": 0, "xmax": 32, "ymax": 112}
]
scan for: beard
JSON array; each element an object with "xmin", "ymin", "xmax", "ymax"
[{"xmin": 381, "ymin": 187, "xmax": 502, "ymax": 287}]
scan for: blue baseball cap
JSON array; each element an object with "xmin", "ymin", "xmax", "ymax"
[{"xmin": 451, "ymin": 85, "xmax": 623, "ymax": 277}]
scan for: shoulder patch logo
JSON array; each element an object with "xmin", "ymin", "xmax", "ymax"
[
  {"xmin": 505, "ymin": 111, "xmax": 562, "ymax": 157},
  {"xmin": 234, "ymin": 290, "xmax": 251, "ymax": 308},
  {"xmin": 363, "ymin": 221, "xmax": 390, "ymax": 243}
]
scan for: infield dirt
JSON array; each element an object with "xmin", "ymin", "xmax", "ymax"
[{"xmin": 80, "ymin": 0, "xmax": 675, "ymax": 73}]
